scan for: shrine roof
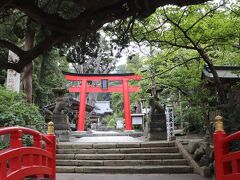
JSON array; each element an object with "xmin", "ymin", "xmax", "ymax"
[
  {"xmin": 43, "ymin": 97, "xmax": 94, "ymax": 112},
  {"xmin": 202, "ymin": 65, "xmax": 240, "ymax": 79}
]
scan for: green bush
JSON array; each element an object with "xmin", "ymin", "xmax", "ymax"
[
  {"xmin": 104, "ymin": 114, "xmax": 117, "ymax": 129},
  {"xmin": 0, "ymin": 86, "xmax": 44, "ymax": 130},
  {"xmin": 180, "ymin": 107, "xmax": 207, "ymax": 133},
  {"xmin": 108, "ymin": 118, "xmax": 116, "ymax": 128}
]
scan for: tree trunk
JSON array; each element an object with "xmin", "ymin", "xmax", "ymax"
[
  {"xmin": 22, "ymin": 20, "xmax": 35, "ymax": 103},
  {"xmin": 197, "ymin": 47, "xmax": 227, "ymax": 105},
  {"xmin": 40, "ymin": 51, "xmax": 49, "ymax": 79}
]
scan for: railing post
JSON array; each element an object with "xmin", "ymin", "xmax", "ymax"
[
  {"xmin": 34, "ymin": 133, "xmax": 43, "ymax": 179},
  {"xmin": 9, "ymin": 130, "xmax": 22, "ymax": 173},
  {"xmin": 46, "ymin": 121, "xmax": 56, "ymax": 180},
  {"xmin": 214, "ymin": 115, "xmax": 227, "ymax": 180}
]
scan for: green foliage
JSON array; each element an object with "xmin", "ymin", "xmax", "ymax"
[
  {"xmin": 33, "ymin": 49, "xmax": 67, "ymax": 107},
  {"xmin": 223, "ymin": 104, "xmax": 240, "ymax": 134},
  {"xmin": 104, "ymin": 114, "xmax": 117, "ymax": 129},
  {"xmin": 0, "ymin": 86, "xmax": 44, "ymax": 130},
  {"xmin": 180, "ymin": 107, "xmax": 207, "ymax": 133},
  {"xmin": 132, "ymin": 2, "xmax": 239, "ymax": 134},
  {"xmin": 0, "ymin": 140, "xmax": 8, "ymax": 150},
  {"xmin": 111, "ymin": 93, "xmax": 123, "ymax": 115},
  {"xmin": 221, "ymin": 104, "xmax": 240, "ymax": 151},
  {"xmin": 108, "ymin": 118, "xmax": 116, "ymax": 128}
]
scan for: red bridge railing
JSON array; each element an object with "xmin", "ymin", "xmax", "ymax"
[
  {"xmin": 0, "ymin": 122, "xmax": 56, "ymax": 180},
  {"xmin": 214, "ymin": 115, "xmax": 240, "ymax": 180}
]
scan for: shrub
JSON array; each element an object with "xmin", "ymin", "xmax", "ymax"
[
  {"xmin": 108, "ymin": 118, "xmax": 116, "ymax": 128},
  {"xmin": 180, "ymin": 107, "xmax": 207, "ymax": 133},
  {"xmin": 0, "ymin": 86, "xmax": 44, "ymax": 130}
]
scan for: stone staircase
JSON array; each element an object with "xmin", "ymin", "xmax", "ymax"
[{"xmin": 56, "ymin": 141, "xmax": 193, "ymax": 173}]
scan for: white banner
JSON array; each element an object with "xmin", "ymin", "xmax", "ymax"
[
  {"xmin": 165, "ymin": 106, "xmax": 175, "ymax": 141},
  {"xmin": 6, "ymin": 51, "xmax": 20, "ymax": 92}
]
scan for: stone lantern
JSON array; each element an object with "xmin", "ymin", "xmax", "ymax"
[{"xmin": 52, "ymin": 87, "xmax": 71, "ymax": 142}]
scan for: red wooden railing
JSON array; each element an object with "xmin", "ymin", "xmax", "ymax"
[
  {"xmin": 214, "ymin": 115, "xmax": 240, "ymax": 180},
  {"xmin": 0, "ymin": 122, "xmax": 56, "ymax": 180}
]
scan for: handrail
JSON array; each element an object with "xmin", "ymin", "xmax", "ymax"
[
  {"xmin": 223, "ymin": 131, "xmax": 240, "ymax": 145},
  {"xmin": 214, "ymin": 116, "xmax": 240, "ymax": 180},
  {"xmin": 0, "ymin": 122, "xmax": 56, "ymax": 180},
  {"xmin": 0, "ymin": 127, "xmax": 52, "ymax": 145}
]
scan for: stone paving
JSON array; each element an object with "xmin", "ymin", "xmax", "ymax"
[
  {"xmin": 71, "ymin": 135, "xmax": 142, "ymax": 142},
  {"xmin": 70, "ymin": 130, "xmax": 143, "ymax": 143},
  {"xmin": 56, "ymin": 173, "xmax": 214, "ymax": 180}
]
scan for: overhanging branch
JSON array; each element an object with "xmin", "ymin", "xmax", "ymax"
[
  {"xmin": 0, "ymin": 33, "xmax": 68, "ymax": 72},
  {"xmin": 0, "ymin": 39, "xmax": 24, "ymax": 57}
]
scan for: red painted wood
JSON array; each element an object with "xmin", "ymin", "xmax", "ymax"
[
  {"xmin": 66, "ymin": 74, "xmax": 142, "ymax": 81},
  {"xmin": 214, "ymin": 130, "xmax": 240, "ymax": 180},
  {"xmin": 69, "ymin": 85, "xmax": 140, "ymax": 93},
  {"xmin": 77, "ymin": 79, "xmax": 87, "ymax": 131},
  {"xmin": 65, "ymin": 73, "xmax": 142, "ymax": 131},
  {"xmin": 223, "ymin": 131, "xmax": 240, "ymax": 144},
  {"xmin": 0, "ymin": 127, "xmax": 56, "ymax": 180},
  {"xmin": 123, "ymin": 79, "xmax": 132, "ymax": 130},
  {"xmin": 45, "ymin": 134, "xmax": 56, "ymax": 180}
]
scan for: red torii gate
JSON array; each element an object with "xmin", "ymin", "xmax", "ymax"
[{"xmin": 65, "ymin": 72, "xmax": 142, "ymax": 131}]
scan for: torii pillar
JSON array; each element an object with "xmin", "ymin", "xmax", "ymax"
[
  {"xmin": 123, "ymin": 79, "xmax": 131, "ymax": 130},
  {"xmin": 65, "ymin": 72, "xmax": 142, "ymax": 131}
]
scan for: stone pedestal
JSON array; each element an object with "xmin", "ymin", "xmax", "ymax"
[
  {"xmin": 148, "ymin": 113, "xmax": 167, "ymax": 141},
  {"xmin": 52, "ymin": 114, "xmax": 71, "ymax": 142}
]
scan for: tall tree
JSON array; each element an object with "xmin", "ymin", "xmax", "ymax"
[
  {"xmin": 128, "ymin": 2, "xmax": 239, "ymax": 104},
  {"xmin": 22, "ymin": 19, "xmax": 35, "ymax": 103},
  {"xmin": 0, "ymin": 0, "xmax": 211, "ymax": 72},
  {"xmin": 61, "ymin": 33, "xmax": 118, "ymax": 74},
  {"xmin": 33, "ymin": 49, "xmax": 68, "ymax": 107}
]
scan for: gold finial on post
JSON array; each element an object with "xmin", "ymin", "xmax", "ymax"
[
  {"xmin": 48, "ymin": 121, "xmax": 54, "ymax": 134},
  {"xmin": 215, "ymin": 115, "xmax": 224, "ymax": 132}
]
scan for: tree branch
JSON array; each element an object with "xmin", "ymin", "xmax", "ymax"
[
  {"xmin": 155, "ymin": 57, "xmax": 201, "ymax": 77},
  {"xmin": 156, "ymin": 83, "xmax": 189, "ymax": 96},
  {"xmin": 148, "ymin": 39, "xmax": 196, "ymax": 50},
  {"xmin": 0, "ymin": 33, "xmax": 68, "ymax": 72},
  {"xmin": 185, "ymin": 4, "xmax": 221, "ymax": 33},
  {"xmin": 0, "ymin": 39, "xmax": 25, "ymax": 57},
  {"xmin": 11, "ymin": 0, "xmax": 211, "ymax": 36},
  {"xmin": 142, "ymin": 56, "xmax": 200, "ymax": 80},
  {"xmin": 0, "ymin": 0, "xmax": 212, "ymax": 72}
]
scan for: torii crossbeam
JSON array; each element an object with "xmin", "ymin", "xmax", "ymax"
[{"xmin": 64, "ymin": 72, "xmax": 142, "ymax": 131}]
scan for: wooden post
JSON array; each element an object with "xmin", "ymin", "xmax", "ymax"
[
  {"xmin": 78, "ymin": 79, "xmax": 87, "ymax": 131},
  {"xmin": 123, "ymin": 79, "xmax": 132, "ymax": 130},
  {"xmin": 214, "ymin": 115, "xmax": 227, "ymax": 180},
  {"xmin": 9, "ymin": 130, "xmax": 22, "ymax": 173},
  {"xmin": 46, "ymin": 121, "xmax": 56, "ymax": 180}
]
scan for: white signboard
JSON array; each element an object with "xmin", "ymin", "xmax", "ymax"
[
  {"xmin": 132, "ymin": 116, "xmax": 143, "ymax": 125},
  {"xmin": 6, "ymin": 51, "xmax": 20, "ymax": 92}
]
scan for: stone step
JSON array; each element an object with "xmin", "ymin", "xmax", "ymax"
[
  {"xmin": 56, "ymin": 142, "xmax": 175, "ymax": 149},
  {"xmin": 56, "ymin": 147, "xmax": 179, "ymax": 154},
  {"xmin": 56, "ymin": 165, "xmax": 193, "ymax": 173},
  {"xmin": 57, "ymin": 159, "xmax": 188, "ymax": 166},
  {"xmin": 56, "ymin": 153, "xmax": 183, "ymax": 160}
]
